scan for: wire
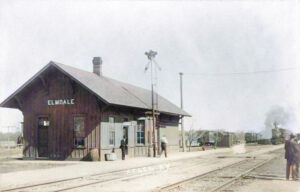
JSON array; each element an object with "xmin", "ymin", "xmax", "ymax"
[{"xmin": 183, "ymin": 66, "xmax": 299, "ymax": 76}]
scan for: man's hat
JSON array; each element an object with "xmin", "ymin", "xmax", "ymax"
[{"xmin": 290, "ymin": 134, "xmax": 295, "ymax": 139}]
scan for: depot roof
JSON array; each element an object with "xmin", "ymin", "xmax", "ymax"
[{"xmin": 0, "ymin": 61, "xmax": 190, "ymax": 116}]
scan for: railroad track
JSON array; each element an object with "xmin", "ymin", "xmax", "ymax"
[
  {"xmin": 1, "ymin": 147, "xmax": 282, "ymax": 192},
  {"xmin": 159, "ymin": 149, "xmax": 282, "ymax": 192},
  {"xmin": 1, "ymin": 152, "xmax": 228, "ymax": 192},
  {"xmin": 245, "ymin": 154, "xmax": 286, "ymax": 181}
]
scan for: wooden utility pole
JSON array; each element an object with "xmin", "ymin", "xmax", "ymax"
[
  {"xmin": 179, "ymin": 72, "xmax": 186, "ymax": 152},
  {"xmin": 151, "ymin": 83, "xmax": 157, "ymax": 157},
  {"xmin": 145, "ymin": 50, "xmax": 159, "ymax": 157}
]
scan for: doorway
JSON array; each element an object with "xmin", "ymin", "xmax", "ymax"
[
  {"xmin": 123, "ymin": 126, "xmax": 128, "ymax": 154},
  {"xmin": 38, "ymin": 117, "xmax": 49, "ymax": 158},
  {"xmin": 123, "ymin": 126, "xmax": 128, "ymax": 144}
]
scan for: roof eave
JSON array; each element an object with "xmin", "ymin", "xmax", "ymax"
[
  {"xmin": 0, "ymin": 61, "xmax": 192, "ymax": 117},
  {"xmin": 109, "ymin": 103, "xmax": 191, "ymax": 117},
  {"xmin": 0, "ymin": 61, "xmax": 111, "ymax": 109},
  {"xmin": 0, "ymin": 62, "xmax": 54, "ymax": 109}
]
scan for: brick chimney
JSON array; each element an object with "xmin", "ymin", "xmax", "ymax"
[{"xmin": 92, "ymin": 57, "xmax": 102, "ymax": 76}]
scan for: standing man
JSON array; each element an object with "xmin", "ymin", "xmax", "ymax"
[
  {"xmin": 295, "ymin": 138, "xmax": 300, "ymax": 180},
  {"xmin": 285, "ymin": 134, "xmax": 296, "ymax": 180},
  {"xmin": 120, "ymin": 137, "xmax": 127, "ymax": 160},
  {"xmin": 160, "ymin": 135, "xmax": 168, "ymax": 158},
  {"xmin": 291, "ymin": 136, "xmax": 299, "ymax": 180},
  {"xmin": 17, "ymin": 134, "xmax": 23, "ymax": 148}
]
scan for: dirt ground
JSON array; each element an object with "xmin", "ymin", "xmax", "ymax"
[
  {"xmin": 0, "ymin": 147, "xmax": 22, "ymax": 160},
  {"xmin": 222, "ymin": 150, "xmax": 300, "ymax": 192},
  {"xmin": 0, "ymin": 144, "xmax": 286, "ymax": 192},
  {"xmin": 0, "ymin": 144, "xmax": 272, "ymax": 174},
  {"xmin": 0, "ymin": 148, "xmax": 75, "ymax": 173},
  {"xmin": 231, "ymin": 180, "xmax": 300, "ymax": 192}
]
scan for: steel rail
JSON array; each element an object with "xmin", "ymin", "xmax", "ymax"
[
  {"xmin": 209, "ymin": 156, "xmax": 278, "ymax": 192},
  {"xmin": 48, "ymin": 156, "xmax": 227, "ymax": 192},
  {"xmin": 1, "ymin": 152, "xmax": 216, "ymax": 192},
  {"xmin": 159, "ymin": 149, "xmax": 282, "ymax": 192},
  {"xmin": 54, "ymin": 156, "xmax": 241, "ymax": 192},
  {"xmin": 1, "ymin": 147, "xmax": 281, "ymax": 192},
  {"xmin": 158, "ymin": 159, "xmax": 250, "ymax": 191}
]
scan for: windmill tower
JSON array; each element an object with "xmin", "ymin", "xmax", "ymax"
[{"xmin": 144, "ymin": 50, "xmax": 161, "ymax": 157}]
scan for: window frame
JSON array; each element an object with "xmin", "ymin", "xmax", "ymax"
[
  {"xmin": 136, "ymin": 120, "xmax": 145, "ymax": 145},
  {"xmin": 108, "ymin": 116, "xmax": 115, "ymax": 146},
  {"xmin": 73, "ymin": 115, "xmax": 86, "ymax": 149}
]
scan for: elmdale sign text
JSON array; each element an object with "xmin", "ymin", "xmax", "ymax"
[{"xmin": 48, "ymin": 99, "xmax": 75, "ymax": 106}]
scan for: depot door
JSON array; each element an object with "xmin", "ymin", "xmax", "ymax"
[
  {"xmin": 123, "ymin": 126, "xmax": 128, "ymax": 144},
  {"xmin": 123, "ymin": 126, "xmax": 129, "ymax": 154},
  {"xmin": 38, "ymin": 117, "xmax": 49, "ymax": 157}
]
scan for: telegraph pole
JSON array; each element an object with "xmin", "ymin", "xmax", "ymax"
[
  {"xmin": 179, "ymin": 72, "xmax": 186, "ymax": 152},
  {"xmin": 145, "ymin": 50, "xmax": 159, "ymax": 157}
]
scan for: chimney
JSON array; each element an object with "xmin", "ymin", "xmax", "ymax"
[{"xmin": 92, "ymin": 57, "xmax": 102, "ymax": 76}]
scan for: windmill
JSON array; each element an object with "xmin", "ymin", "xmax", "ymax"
[{"xmin": 144, "ymin": 50, "xmax": 161, "ymax": 157}]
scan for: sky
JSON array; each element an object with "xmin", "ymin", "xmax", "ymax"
[{"xmin": 0, "ymin": 0, "xmax": 299, "ymax": 134}]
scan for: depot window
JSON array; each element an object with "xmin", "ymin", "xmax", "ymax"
[
  {"xmin": 137, "ymin": 120, "xmax": 145, "ymax": 145},
  {"xmin": 109, "ymin": 117, "xmax": 115, "ymax": 145},
  {"xmin": 74, "ymin": 116, "xmax": 85, "ymax": 148}
]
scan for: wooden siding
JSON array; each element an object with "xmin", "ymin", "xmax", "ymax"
[
  {"xmin": 159, "ymin": 125, "xmax": 179, "ymax": 146},
  {"xmin": 13, "ymin": 67, "xmax": 180, "ymax": 161},
  {"xmin": 21, "ymin": 67, "xmax": 102, "ymax": 160}
]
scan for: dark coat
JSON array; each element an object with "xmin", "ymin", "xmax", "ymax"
[
  {"xmin": 291, "ymin": 141, "xmax": 299, "ymax": 164},
  {"xmin": 285, "ymin": 139, "xmax": 298, "ymax": 163},
  {"xmin": 120, "ymin": 139, "xmax": 127, "ymax": 150},
  {"xmin": 296, "ymin": 143, "xmax": 300, "ymax": 164},
  {"xmin": 285, "ymin": 140, "xmax": 291, "ymax": 159},
  {"xmin": 17, "ymin": 135, "xmax": 23, "ymax": 145}
]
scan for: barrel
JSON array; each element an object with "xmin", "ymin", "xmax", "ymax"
[{"xmin": 90, "ymin": 148, "xmax": 99, "ymax": 161}]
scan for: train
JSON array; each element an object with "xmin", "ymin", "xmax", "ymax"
[
  {"xmin": 271, "ymin": 127, "xmax": 291, "ymax": 145},
  {"xmin": 195, "ymin": 131, "xmax": 245, "ymax": 147},
  {"xmin": 245, "ymin": 126, "xmax": 291, "ymax": 145}
]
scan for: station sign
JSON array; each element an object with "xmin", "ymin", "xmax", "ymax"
[{"xmin": 48, "ymin": 99, "xmax": 75, "ymax": 106}]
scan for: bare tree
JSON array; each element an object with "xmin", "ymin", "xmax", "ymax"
[{"xmin": 186, "ymin": 121, "xmax": 200, "ymax": 152}]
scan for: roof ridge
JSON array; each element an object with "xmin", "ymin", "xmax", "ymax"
[
  {"xmin": 54, "ymin": 61, "xmax": 160, "ymax": 100},
  {"xmin": 1, "ymin": 61, "xmax": 190, "ymax": 116},
  {"xmin": 52, "ymin": 61, "xmax": 190, "ymax": 116}
]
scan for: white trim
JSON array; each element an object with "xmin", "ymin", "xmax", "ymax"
[{"xmin": 123, "ymin": 122, "xmax": 131, "ymax": 126}]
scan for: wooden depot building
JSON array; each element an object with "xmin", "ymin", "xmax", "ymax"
[{"xmin": 0, "ymin": 57, "xmax": 190, "ymax": 160}]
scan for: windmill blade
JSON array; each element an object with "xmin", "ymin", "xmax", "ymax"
[
  {"xmin": 144, "ymin": 61, "xmax": 150, "ymax": 72},
  {"xmin": 153, "ymin": 59, "xmax": 162, "ymax": 71},
  {"xmin": 145, "ymin": 52, "xmax": 151, "ymax": 60}
]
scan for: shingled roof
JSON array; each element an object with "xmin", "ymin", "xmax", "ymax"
[{"xmin": 0, "ymin": 61, "xmax": 190, "ymax": 116}]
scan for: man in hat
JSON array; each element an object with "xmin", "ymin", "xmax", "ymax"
[
  {"xmin": 285, "ymin": 134, "xmax": 297, "ymax": 180},
  {"xmin": 120, "ymin": 136, "xmax": 127, "ymax": 160},
  {"xmin": 160, "ymin": 135, "xmax": 168, "ymax": 158},
  {"xmin": 295, "ymin": 138, "xmax": 300, "ymax": 179}
]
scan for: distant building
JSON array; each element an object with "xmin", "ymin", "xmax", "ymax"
[
  {"xmin": 245, "ymin": 132, "xmax": 260, "ymax": 143},
  {"xmin": 196, "ymin": 130, "xmax": 245, "ymax": 147},
  {"xmin": 0, "ymin": 58, "xmax": 190, "ymax": 160}
]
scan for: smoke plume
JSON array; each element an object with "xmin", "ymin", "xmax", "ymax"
[{"xmin": 263, "ymin": 105, "xmax": 290, "ymax": 139}]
